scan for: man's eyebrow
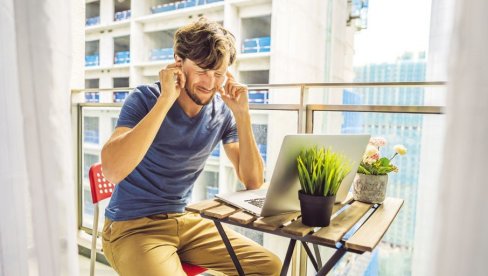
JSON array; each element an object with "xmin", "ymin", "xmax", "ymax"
[{"xmin": 196, "ymin": 67, "xmax": 225, "ymax": 74}]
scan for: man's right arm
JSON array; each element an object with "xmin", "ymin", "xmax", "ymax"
[
  {"xmin": 101, "ymin": 97, "xmax": 173, "ymax": 184},
  {"xmin": 101, "ymin": 64, "xmax": 185, "ymax": 184}
]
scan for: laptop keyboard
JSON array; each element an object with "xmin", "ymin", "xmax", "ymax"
[{"xmin": 244, "ymin": 198, "xmax": 265, "ymax": 208}]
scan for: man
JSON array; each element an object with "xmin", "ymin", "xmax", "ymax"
[{"xmin": 100, "ymin": 18, "xmax": 281, "ymax": 275}]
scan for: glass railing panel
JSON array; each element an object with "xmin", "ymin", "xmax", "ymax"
[
  {"xmin": 80, "ymin": 106, "xmax": 122, "ymax": 232},
  {"xmin": 191, "ymin": 109, "xmax": 298, "ymax": 253},
  {"xmin": 312, "ymin": 110, "xmax": 445, "ymax": 276},
  {"xmin": 114, "ymin": 10, "xmax": 131, "ymax": 21},
  {"xmin": 150, "ymin": 0, "xmax": 222, "ymax": 15},
  {"xmin": 264, "ymin": 87, "xmax": 302, "ymax": 105}
]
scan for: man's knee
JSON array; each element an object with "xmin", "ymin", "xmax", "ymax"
[
  {"xmin": 254, "ymin": 251, "xmax": 282, "ymax": 275},
  {"xmin": 267, "ymin": 252, "xmax": 282, "ymax": 274}
]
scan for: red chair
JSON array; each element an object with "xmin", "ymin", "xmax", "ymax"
[{"xmin": 88, "ymin": 163, "xmax": 207, "ymax": 276}]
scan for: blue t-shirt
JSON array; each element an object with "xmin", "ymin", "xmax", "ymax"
[{"xmin": 105, "ymin": 82, "xmax": 238, "ymax": 221}]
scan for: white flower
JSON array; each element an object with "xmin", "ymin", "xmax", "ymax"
[
  {"xmin": 364, "ymin": 157, "xmax": 376, "ymax": 165},
  {"xmin": 364, "ymin": 144, "xmax": 379, "ymax": 157},
  {"xmin": 394, "ymin": 144, "xmax": 407, "ymax": 155},
  {"xmin": 369, "ymin": 137, "xmax": 387, "ymax": 147}
]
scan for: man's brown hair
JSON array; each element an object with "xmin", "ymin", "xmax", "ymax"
[{"xmin": 173, "ymin": 17, "xmax": 236, "ymax": 70}]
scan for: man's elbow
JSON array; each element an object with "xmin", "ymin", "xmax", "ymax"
[
  {"xmin": 240, "ymin": 171, "xmax": 264, "ymax": 190},
  {"xmin": 101, "ymin": 146, "xmax": 118, "ymax": 184},
  {"xmin": 242, "ymin": 175, "xmax": 264, "ymax": 190},
  {"xmin": 245, "ymin": 181, "xmax": 263, "ymax": 190},
  {"xmin": 100, "ymin": 163, "xmax": 117, "ymax": 185}
]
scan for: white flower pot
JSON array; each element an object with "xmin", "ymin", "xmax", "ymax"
[{"xmin": 352, "ymin": 173, "xmax": 388, "ymax": 204}]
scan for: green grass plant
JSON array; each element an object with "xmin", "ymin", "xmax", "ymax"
[{"xmin": 297, "ymin": 147, "xmax": 352, "ymax": 197}]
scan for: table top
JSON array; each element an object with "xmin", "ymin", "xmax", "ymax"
[{"xmin": 185, "ymin": 194, "xmax": 404, "ymax": 254}]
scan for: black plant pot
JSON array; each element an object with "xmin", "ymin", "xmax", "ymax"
[{"xmin": 298, "ymin": 190, "xmax": 336, "ymax": 227}]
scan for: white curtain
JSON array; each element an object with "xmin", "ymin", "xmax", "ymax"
[
  {"xmin": 0, "ymin": 0, "xmax": 78, "ymax": 275},
  {"xmin": 432, "ymin": 0, "xmax": 488, "ymax": 275}
]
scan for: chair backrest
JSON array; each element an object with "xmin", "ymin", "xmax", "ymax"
[{"xmin": 88, "ymin": 163, "xmax": 114, "ymax": 204}]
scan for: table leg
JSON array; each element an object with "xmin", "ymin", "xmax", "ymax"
[
  {"xmin": 301, "ymin": 242, "xmax": 319, "ymax": 272},
  {"xmin": 316, "ymin": 248, "xmax": 347, "ymax": 276},
  {"xmin": 213, "ymin": 221, "xmax": 245, "ymax": 276},
  {"xmin": 313, "ymin": 244, "xmax": 323, "ymax": 268},
  {"xmin": 280, "ymin": 239, "xmax": 297, "ymax": 276}
]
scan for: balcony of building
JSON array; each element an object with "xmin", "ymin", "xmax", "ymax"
[
  {"xmin": 1, "ymin": 0, "xmax": 487, "ymax": 275},
  {"xmin": 72, "ymin": 81, "xmax": 446, "ymax": 275}
]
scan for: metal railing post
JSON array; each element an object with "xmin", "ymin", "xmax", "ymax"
[
  {"xmin": 77, "ymin": 104, "xmax": 83, "ymax": 229},
  {"xmin": 306, "ymin": 105, "xmax": 314, "ymax": 134},
  {"xmin": 298, "ymin": 85, "xmax": 308, "ymax": 133}
]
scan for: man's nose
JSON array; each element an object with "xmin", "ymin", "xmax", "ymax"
[{"xmin": 201, "ymin": 72, "xmax": 216, "ymax": 89}]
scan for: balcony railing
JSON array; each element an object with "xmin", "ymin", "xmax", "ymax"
[{"xmin": 72, "ymin": 81, "xmax": 446, "ymax": 275}]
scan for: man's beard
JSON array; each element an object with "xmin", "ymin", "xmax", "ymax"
[{"xmin": 185, "ymin": 86, "xmax": 215, "ymax": 106}]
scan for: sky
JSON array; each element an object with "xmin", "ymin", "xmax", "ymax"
[{"xmin": 353, "ymin": 0, "xmax": 433, "ymax": 65}]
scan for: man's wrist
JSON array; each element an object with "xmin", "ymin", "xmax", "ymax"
[
  {"xmin": 156, "ymin": 95, "xmax": 177, "ymax": 110},
  {"xmin": 233, "ymin": 109, "xmax": 251, "ymax": 121}
]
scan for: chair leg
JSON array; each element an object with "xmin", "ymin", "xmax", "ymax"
[{"xmin": 90, "ymin": 203, "xmax": 99, "ymax": 276}]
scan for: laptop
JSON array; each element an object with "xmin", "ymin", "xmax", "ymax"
[{"xmin": 215, "ymin": 134, "xmax": 370, "ymax": 217}]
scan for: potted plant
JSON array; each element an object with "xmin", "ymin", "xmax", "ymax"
[
  {"xmin": 297, "ymin": 147, "xmax": 353, "ymax": 227},
  {"xmin": 354, "ymin": 137, "xmax": 407, "ymax": 203}
]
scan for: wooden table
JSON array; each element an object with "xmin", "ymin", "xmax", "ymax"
[{"xmin": 185, "ymin": 195, "xmax": 403, "ymax": 276}]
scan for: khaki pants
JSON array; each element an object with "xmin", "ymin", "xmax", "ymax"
[{"xmin": 102, "ymin": 212, "xmax": 282, "ymax": 276}]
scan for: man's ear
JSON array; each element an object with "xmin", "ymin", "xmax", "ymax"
[{"xmin": 174, "ymin": 54, "xmax": 183, "ymax": 66}]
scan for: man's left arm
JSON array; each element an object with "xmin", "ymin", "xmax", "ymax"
[{"xmin": 221, "ymin": 72, "xmax": 264, "ymax": 190}]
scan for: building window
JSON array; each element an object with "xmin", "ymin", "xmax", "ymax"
[
  {"xmin": 83, "ymin": 153, "xmax": 99, "ymax": 179},
  {"xmin": 84, "ymin": 116, "xmax": 99, "ymax": 144},
  {"xmin": 111, "ymin": 118, "xmax": 118, "ymax": 131}
]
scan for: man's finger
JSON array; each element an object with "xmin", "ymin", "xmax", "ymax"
[
  {"xmin": 218, "ymin": 86, "xmax": 229, "ymax": 99},
  {"xmin": 218, "ymin": 86, "xmax": 226, "ymax": 96},
  {"xmin": 234, "ymin": 86, "xmax": 247, "ymax": 96},
  {"xmin": 230, "ymin": 85, "xmax": 238, "ymax": 98},
  {"xmin": 165, "ymin": 62, "xmax": 179, "ymax": 69},
  {"xmin": 225, "ymin": 70, "xmax": 235, "ymax": 81},
  {"xmin": 175, "ymin": 70, "xmax": 186, "ymax": 88},
  {"xmin": 164, "ymin": 67, "xmax": 183, "ymax": 77},
  {"xmin": 160, "ymin": 67, "xmax": 183, "ymax": 85},
  {"xmin": 224, "ymin": 80, "xmax": 232, "ymax": 96},
  {"xmin": 218, "ymin": 87, "xmax": 232, "ymax": 103}
]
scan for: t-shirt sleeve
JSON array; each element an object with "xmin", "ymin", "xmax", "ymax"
[
  {"xmin": 116, "ymin": 88, "xmax": 150, "ymax": 128},
  {"xmin": 222, "ymin": 113, "xmax": 239, "ymax": 144}
]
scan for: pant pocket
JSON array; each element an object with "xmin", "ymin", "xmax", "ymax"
[{"xmin": 101, "ymin": 219, "xmax": 118, "ymax": 271}]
